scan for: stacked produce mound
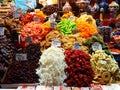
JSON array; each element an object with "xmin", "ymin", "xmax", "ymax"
[
  {"xmin": 2, "ymin": 44, "xmax": 41, "ymax": 84},
  {"xmin": 40, "ymin": 30, "xmax": 89, "ymax": 53},
  {"xmin": 0, "ymin": 18, "xmax": 23, "ymax": 43},
  {"xmin": 77, "ymin": 13, "xmax": 97, "ymax": 28},
  {"xmin": 0, "ymin": 35, "xmax": 16, "ymax": 82},
  {"xmin": 76, "ymin": 20, "xmax": 98, "ymax": 38},
  {"xmin": 26, "ymin": 44, "xmax": 41, "ymax": 60},
  {"xmin": 21, "ymin": 11, "xmax": 46, "ymax": 25},
  {"xmin": 20, "ymin": 21, "xmax": 50, "ymax": 44},
  {"xmin": 90, "ymin": 50, "xmax": 119, "ymax": 84},
  {"xmin": 61, "ymin": 34, "xmax": 89, "ymax": 53},
  {"xmin": 64, "ymin": 50, "xmax": 94, "ymax": 87},
  {"xmin": 42, "ymin": 5, "xmax": 59, "ymax": 15},
  {"xmin": 36, "ymin": 46, "xmax": 67, "ymax": 86},
  {"xmin": 57, "ymin": 19, "xmax": 77, "ymax": 35},
  {"xmin": 60, "ymin": 12, "xmax": 74, "ymax": 20},
  {"xmin": 40, "ymin": 30, "xmax": 63, "ymax": 51},
  {"xmin": 2, "ymin": 61, "xmax": 39, "ymax": 84},
  {"xmin": 85, "ymin": 35, "xmax": 112, "ymax": 55}
]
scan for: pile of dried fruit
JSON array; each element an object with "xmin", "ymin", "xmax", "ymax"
[
  {"xmin": 40, "ymin": 30, "xmax": 63, "ymax": 51},
  {"xmin": 20, "ymin": 13, "xmax": 35, "ymax": 25},
  {"xmin": 36, "ymin": 46, "xmax": 67, "ymax": 86},
  {"xmin": 20, "ymin": 21, "xmax": 50, "ymax": 44},
  {"xmin": 85, "ymin": 34, "xmax": 112, "ymax": 55},
  {"xmin": 77, "ymin": 13, "xmax": 97, "ymax": 28},
  {"xmin": 64, "ymin": 50, "xmax": 94, "ymax": 87},
  {"xmin": 21, "ymin": 11, "xmax": 46, "ymax": 25},
  {"xmin": 61, "ymin": 34, "xmax": 88, "ymax": 53},
  {"xmin": 0, "ymin": 18, "xmax": 23, "ymax": 43},
  {"xmin": 0, "ymin": 35, "xmax": 16, "ymax": 82},
  {"xmin": 76, "ymin": 21, "xmax": 98, "ymax": 38},
  {"xmin": 26, "ymin": 44, "xmax": 41, "ymax": 67},
  {"xmin": 3, "ymin": 61, "xmax": 39, "ymax": 84},
  {"xmin": 40, "ymin": 31, "xmax": 88, "ymax": 53},
  {"xmin": 90, "ymin": 50, "xmax": 119, "ymax": 84},
  {"xmin": 57, "ymin": 19, "xmax": 77, "ymax": 35},
  {"xmin": 61, "ymin": 12, "xmax": 74, "ymax": 20},
  {"xmin": 2, "ymin": 43, "xmax": 42, "ymax": 84},
  {"xmin": 42, "ymin": 5, "xmax": 59, "ymax": 15}
]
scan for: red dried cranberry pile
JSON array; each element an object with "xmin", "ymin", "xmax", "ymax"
[{"xmin": 64, "ymin": 50, "xmax": 94, "ymax": 87}]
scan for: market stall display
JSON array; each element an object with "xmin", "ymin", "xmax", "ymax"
[{"xmin": 0, "ymin": 0, "xmax": 120, "ymax": 89}]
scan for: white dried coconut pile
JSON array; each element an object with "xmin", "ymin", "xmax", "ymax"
[{"xmin": 36, "ymin": 46, "xmax": 67, "ymax": 86}]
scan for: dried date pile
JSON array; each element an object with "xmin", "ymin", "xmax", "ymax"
[
  {"xmin": 64, "ymin": 50, "xmax": 94, "ymax": 87},
  {"xmin": 2, "ymin": 44, "xmax": 41, "ymax": 84},
  {"xmin": 2, "ymin": 61, "xmax": 39, "ymax": 84},
  {"xmin": 0, "ymin": 35, "xmax": 16, "ymax": 82}
]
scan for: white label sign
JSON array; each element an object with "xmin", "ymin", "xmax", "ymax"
[
  {"xmin": 16, "ymin": 54, "xmax": 27, "ymax": 61},
  {"xmin": 50, "ymin": 22, "xmax": 56, "ymax": 28},
  {"xmin": 0, "ymin": 27, "xmax": 4, "ymax": 35},
  {"xmin": 92, "ymin": 42, "xmax": 102, "ymax": 51},
  {"xmin": 69, "ymin": 16, "xmax": 75, "ymax": 20},
  {"xmin": 13, "ymin": 9, "xmax": 21, "ymax": 18},
  {"xmin": 73, "ymin": 42, "xmax": 81, "ymax": 50},
  {"xmin": 52, "ymin": 39, "xmax": 61, "ymax": 47},
  {"xmin": 34, "ymin": 16, "xmax": 40, "ymax": 22},
  {"xmin": 25, "ymin": 36, "xmax": 32, "ymax": 43},
  {"xmin": 18, "ymin": 35, "xmax": 21, "ymax": 44}
]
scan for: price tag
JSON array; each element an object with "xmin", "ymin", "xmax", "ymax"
[
  {"xmin": 30, "ymin": 12, "xmax": 35, "ymax": 14},
  {"xmin": 92, "ymin": 42, "xmax": 102, "ymax": 51},
  {"xmin": 50, "ymin": 22, "xmax": 56, "ymax": 28},
  {"xmin": 81, "ymin": 87, "xmax": 89, "ymax": 90},
  {"xmin": 17, "ymin": 86, "xmax": 35, "ymax": 90},
  {"xmin": 33, "ymin": 16, "xmax": 40, "ymax": 22},
  {"xmin": 72, "ymin": 29, "xmax": 79, "ymax": 34},
  {"xmin": 13, "ymin": 9, "xmax": 21, "ymax": 18},
  {"xmin": 16, "ymin": 54, "xmax": 27, "ymax": 61},
  {"xmin": 52, "ymin": 39, "xmax": 61, "ymax": 47},
  {"xmin": 73, "ymin": 42, "xmax": 81, "ymax": 50},
  {"xmin": 25, "ymin": 36, "xmax": 32, "ymax": 44},
  {"xmin": 0, "ymin": 27, "xmax": 4, "ymax": 35},
  {"xmin": 69, "ymin": 16, "xmax": 75, "ymax": 20},
  {"xmin": 18, "ymin": 35, "xmax": 21, "ymax": 44}
]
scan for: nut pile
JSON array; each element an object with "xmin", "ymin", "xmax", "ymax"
[{"xmin": 64, "ymin": 50, "xmax": 94, "ymax": 87}]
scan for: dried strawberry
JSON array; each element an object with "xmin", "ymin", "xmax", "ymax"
[{"xmin": 64, "ymin": 49, "xmax": 94, "ymax": 87}]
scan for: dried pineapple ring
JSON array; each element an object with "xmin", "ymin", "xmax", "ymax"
[{"xmin": 101, "ymin": 71, "xmax": 111, "ymax": 82}]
